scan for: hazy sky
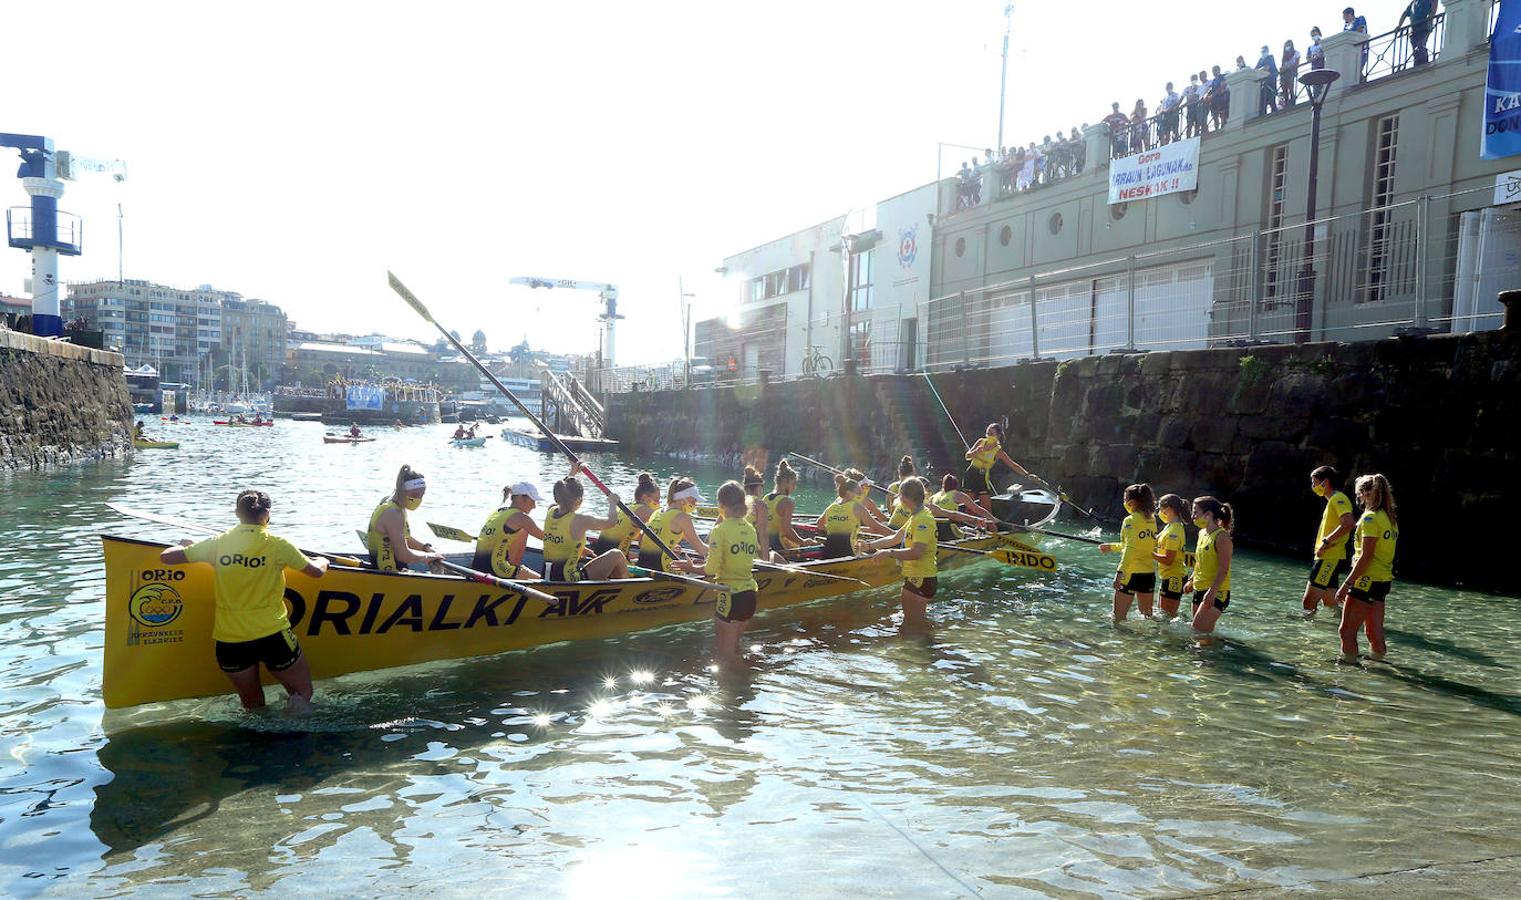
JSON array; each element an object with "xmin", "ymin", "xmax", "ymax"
[{"xmin": 4, "ymin": 0, "xmax": 1417, "ymax": 365}]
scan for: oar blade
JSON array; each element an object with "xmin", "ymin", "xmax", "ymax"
[
  {"xmin": 991, "ymin": 546, "xmax": 1061, "ymax": 573},
  {"xmin": 387, "ymin": 271, "xmax": 434, "ymax": 322},
  {"xmin": 427, "ymin": 522, "xmax": 478, "ymax": 543}
]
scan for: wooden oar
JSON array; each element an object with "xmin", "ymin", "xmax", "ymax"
[
  {"xmin": 427, "ymin": 522, "xmax": 477, "ymax": 543},
  {"xmin": 108, "ymin": 503, "xmax": 364, "ymax": 568},
  {"xmin": 787, "ymin": 451, "xmax": 895, "ymax": 499},
  {"xmin": 433, "ymin": 559, "xmax": 559, "ymax": 604},
  {"xmin": 937, "ymin": 542, "xmax": 1060, "ymax": 573},
  {"xmin": 388, "ymin": 272, "xmax": 718, "ymax": 597},
  {"xmin": 753, "ymin": 559, "xmax": 869, "ymax": 586}
]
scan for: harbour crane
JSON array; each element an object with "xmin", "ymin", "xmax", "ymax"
[
  {"xmin": 2, "ymin": 132, "xmax": 126, "ymax": 336},
  {"xmin": 508, "ymin": 276, "xmax": 624, "ymax": 366}
]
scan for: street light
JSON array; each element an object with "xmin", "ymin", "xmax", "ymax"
[{"xmin": 1295, "ymin": 67, "xmax": 1341, "ymax": 343}]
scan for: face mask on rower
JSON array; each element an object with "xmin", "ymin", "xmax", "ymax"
[
  {"xmin": 1159, "ymin": 509, "xmax": 1175, "ymax": 523},
  {"xmin": 1192, "ymin": 516, "xmax": 1208, "ymax": 528},
  {"xmin": 404, "ymin": 495, "xmax": 424, "ymax": 511},
  {"xmin": 1312, "ymin": 482, "xmax": 1327, "ymax": 497},
  {"xmin": 1124, "ymin": 500, "xmax": 1138, "ymax": 514}
]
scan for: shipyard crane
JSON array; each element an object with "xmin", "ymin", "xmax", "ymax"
[
  {"xmin": 508, "ymin": 276, "xmax": 624, "ymax": 366},
  {"xmin": 2, "ymin": 133, "xmax": 126, "ymax": 336}
]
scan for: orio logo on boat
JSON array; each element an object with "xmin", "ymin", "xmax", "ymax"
[
  {"xmin": 897, "ymin": 225, "xmax": 918, "ymax": 269},
  {"xmin": 129, "ymin": 583, "xmax": 184, "ymax": 628}
]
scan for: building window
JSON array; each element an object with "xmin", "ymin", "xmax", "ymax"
[
  {"xmin": 1048, "ymin": 212, "xmax": 1063, "ymax": 234},
  {"xmin": 954, "ymin": 237, "xmax": 966, "ymax": 257},
  {"xmin": 1264, "ymin": 144, "xmax": 1288, "ymax": 304},
  {"xmin": 786, "ymin": 263, "xmax": 810, "ymax": 293},
  {"xmin": 850, "ymin": 250, "xmax": 873, "ymax": 313},
  {"xmin": 1363, "ymin": 114, "xmax": 1399, "ymax": 304},
  {"xmin": 999, "ymin": 224, "xmax": 1013, "ymax": 246},
  {"xmin": 1110, "ymin": 203, "xmax": 1128, "ymax": 221}
]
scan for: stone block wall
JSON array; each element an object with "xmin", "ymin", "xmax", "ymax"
[
  {"xmin": 0, "ymin": 330, "xmax": 134, "ymax": 469},
  {"xmin": 607, "ymin": 331, "xmax": 1518, "ymax": 591}
]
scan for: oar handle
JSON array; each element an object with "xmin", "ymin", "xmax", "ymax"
[
  {"xmin": 436, "ymin": 559, "xmax": 557, "ymax": 603},
  {"xmin": 752, "ymin": 560, "xmax": 868, "ymax": 586},
  {"xmin": 629, "ymin": 565, "xmax": 726, "ymax": 595},
  {"xmin": 787, "ymin": 452, "xmax": 894, "ymax": 499}
]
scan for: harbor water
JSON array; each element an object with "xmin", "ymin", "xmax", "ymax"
[{"xmin": 2, "ymin": 419, "xmax": 1519, "ymax": 896}]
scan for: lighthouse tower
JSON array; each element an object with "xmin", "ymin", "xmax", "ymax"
[{"xmin": 2, "ymin": 133, "xmax": 85, "ymax": 337}]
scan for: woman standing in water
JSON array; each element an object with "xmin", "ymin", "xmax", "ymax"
[
  {"xmin": 1336, "ymin": 474, "xmax": 1399, "ymax": 663},
  {"xmin": 1184, "ymin": 496, "xmax": 1234, "ymax": 634}
]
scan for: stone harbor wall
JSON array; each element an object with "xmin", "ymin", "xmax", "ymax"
[
  {"xmin": 0, "ymin": 329, "xmax": 134, "ymax": 469},
  {"xmin": 606, "ymin": 330, "xmax": 1519, "ymax": 591}
]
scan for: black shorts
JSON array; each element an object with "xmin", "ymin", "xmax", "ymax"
[
  {"xmin": 636, "ymin": 548, "xmax": 663, "ymax": 572},
  {"xmin": 588, "ymin": 535, "xmax": 620, "ymax": 555},
  {"xmin": 904, "ymin": 576, "xmax": 938, "ymax": 599},
  {"xmin": 935, "ymin": 521, "xmax": 961, "ymax": 542},
  {"xmin": 1308, "ymin": 557, "xmax": 1348, "ymax": 590},
  {"xmin": 1348, "ymin": 579, "xmax": 1392, "ymax": 603},
  {"xmin": 470, "ymin": 552, "xmax": 520, "ymax": 580},
  {"xmin": 963, "ymin": 464, "xmax": 995, "ymax": 494},
  {"xmin": 768, "ymin": 533, "xmax": 785, "ymax": 556},
  {"xmin": 715, "ymin": 589, "xmax": 758, "ymax": 623},
  {"xmin": 1158, "ymin": 574, "xmax": 1185, "ymax": 601},
  {"xmin": 216, "ymin": 627, "xmax": 302, "ymax": 673},
  {"xmin": 821, "ymin": 533, "xmax": 855, "ymax": 560},
  {"xmin": 547, "ymin": 559, "xmax": 588, "ymax": 582},
  {"xmin": 1117, "ymin": 571, "xmax": 1156, "ymax": 595},
  {"xmin": 1192, "ymin": 590, "xmax": 1231, "ymax": 612}
]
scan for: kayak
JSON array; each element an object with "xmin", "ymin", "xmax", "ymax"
[
  {"xmin": 324, "ymin": 435, "xmax": 376, "ymax": 444},
  {"xmin": 99, "ymin": 524, "xmax": 1060, "ymax": 708},
  {"xmin": 450, "ymin": 437, "xmax": 489, "ymax": 447},
  {"xmin": 132, "ymin": 439, "xmax": 179, "ymax": 450},
  {"xmin": 213, "ymin": 420, "xmax": 273, "ymax": 427}
]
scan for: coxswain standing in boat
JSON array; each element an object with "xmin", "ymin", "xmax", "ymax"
[
  {"xmin": 158, "ymin": 490, "xmax": 329, "ymax": 712},
  {"xmin": 865, "ymin": 477, "xmax": 939, "ymax": 626},
  {"xmin": 677, "ymin": 480, "xmax": 760, "ymax": 661},
  {"xmin": 638, "ymin": 477, "xmax": 708, "ymax": 572},
  {"xmin": 541, "ymin": 468, "xmax": 630, "ymax": 581},
  {"xmin": 367, "ymin": 465, "xmax": 444, "ymax": 571},
  {"xmin": 590, "ymin": 472, "xmax": 659, "ymax": 557},
  {"xmin": 964, "ymin": 422, "xmax": 1034, "ymax": 518},
  {"xmin": 474, "ymin": 481, "xmax": 545, "ymax": 580},
  {"xmin": 760, "ymin": 460, "xmax": 807, "ymax": 557}
]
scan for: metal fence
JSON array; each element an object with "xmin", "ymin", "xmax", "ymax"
[{"xmin": 1363, "ymin": 14, "xmax": 1446, "ymax": 82}]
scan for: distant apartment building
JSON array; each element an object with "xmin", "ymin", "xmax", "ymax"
[{"xmin": 64, "ymin": 279, "xmax": 288, "ymax": 389}]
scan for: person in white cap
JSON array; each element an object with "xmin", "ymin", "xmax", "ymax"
[
  {"xmin": 472, "ymin": 480, "xmax": 547, "ymax": 579},
  {"xmin": 367, "ymin": 464, "xmax": 444, "ymax": 572},
  {"xmin": 638, "ymin": 476, "xmax": 709, "ymax": 572},
  {"xmin": 541, "ymin": 466, "xmax": 629, "ymax": 582}
]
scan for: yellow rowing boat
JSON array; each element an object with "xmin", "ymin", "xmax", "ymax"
[
  {"xmin": 99, "ymin": 530, "xmax": 1056, "ymax": 708},
  {"xmin": 132, "ymin": 439, "xmax": 179, "ymax": 450}
]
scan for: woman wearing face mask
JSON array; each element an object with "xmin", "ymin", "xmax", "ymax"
[
  {"xmin": 1335, "ymin": 474, "xmax": 1400, "ymax": 663},
  {"xmin": 864, "ymin": 478, "xmax": 939, "ymax": 625},
  {"xmin": 367, "ymin": 464, "xmax": 444, "ymax": 572},
  {"xmin": 1183, "ymin": 496, "xmax": 1234, "ymax": 634},
  {"xmin": 637, "ymin": 476, "xmax": 709, "ymax": 572},
  {"xmin": 1100, "ymin": 483, "xmax": 1158, "ymax": 620},
  {"xmin": 541, "ymin": 470, "xmax": 629, "ymax": 582},
  {"xmin": 1151, "ymin": 493, "xmax": 1189, "ymax": 620},
  {"xmin": 964, "ymin": 422, "xmax": 1032, "ymax": 517},
  {"xmin": 473, "ymin": 481, "xmax": 546, "ymax": 580},
  {"xmin": 1303, "ymin": 465, "xmax": 1355, "ymax": 618}
]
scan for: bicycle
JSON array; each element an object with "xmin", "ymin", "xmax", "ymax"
[{"xmin": 801, "ymin": 345, "xmax": 833, "ymax": 377}]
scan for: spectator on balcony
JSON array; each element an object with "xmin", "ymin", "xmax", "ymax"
[
  {"xmin": 1281, "ymin": 40, "xmax": 1302, "ymax": 108},
  {"xmin": 1159, "ymin": 83, "xmax": 1182, "ymax": 144},
  {"xmin": 1400, "ymin": 0, "xmax": 1435, "ymax": 67},
  {"xmin": 1103, "ymin": 102, "xmax": 1131, "ymax": 158},
  {"xmin": 957, "ymin": 161, "xmax": 979, "ymax": 209},
  {"xmin": 996, "ymin": 146, "xmax": 1014, "ymax": 195},
  {"xmin": 1069, "ymin": 127, "xmax": 1086, "ymax": 174},
  {"xmin": 1344, "ymin": 7, "xmax": 1369, "ymax": 73},
  {"xmin": 1205, "ymin": 65, "xmax": 1229, "ymax": 130},
  {"xmin": 1028, "ymin": 141, "xmax": 1046, "ymax": 184},
  {"xmin": 1235, "ymin": 55, "xmax": 1249, "ymax": 70},
  {"xmin": 1129, "ymin": 99, "xmax": 1149, "ymax": 154},
  {"xmin": 1183, "ymin": 74, "xmax": 1204, "ymax": 138},
  {"xmin": 1308, "ymin": 27, "xmax": 1325, "ymax": 68},
  {"xmin": 1256, "ymin": 45, "xmax": 1279, "ymax": 116}
]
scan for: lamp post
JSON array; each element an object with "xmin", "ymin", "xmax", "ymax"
[
  {"xmin": 997, "ymin": 4, "xmax": 1014, "ymax": 151},
  {"xmin": 1294, "ymin": 67, "xmax": 1341, "ymax": 343}
]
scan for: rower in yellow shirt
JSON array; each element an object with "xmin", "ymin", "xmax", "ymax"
[
  {"xmin": 158, "ymin": 490, "xmax": 329, "ymax": 712},
  {"xmin": 679, "ymin": 480, "xmax": 760, "ymax": 661},
  {"xmin": 865, "ymin": 478, "xmax": 939, "ymax": 626},
  {"xmin": 473, "ymin": 481, "xmax": 545, "ymax": 580},
  {"xmin": 1302, "ymin": 465, "xmax": 1356, "ymax": 618},
  {"xmin": 1151, "ymin": 493, "xmax": 1189, "ymax": 620},
  {"xmin": 963, "ymin": 422, "xmax": 1033, "ymax": 517},
  {"xmin": 1100, "ymin": 483, "xmax": 1158, "ymax": 620},
  {"xmin": 590, "ymin": 472, "xmax": 659, "ymax": 557},
  {"xmin": 1335, "ymin": 474, "xmax": 1400, "ymax": 663}
]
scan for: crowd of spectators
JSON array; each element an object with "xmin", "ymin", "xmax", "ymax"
[{"xmin": 956, "ymin": 130, "xmax": 1089, "ymax": 209}]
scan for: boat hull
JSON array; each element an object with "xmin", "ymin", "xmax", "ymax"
[
  {"xmin": 132, "ymin": 439, "xmax": 179, "ymax": 450},
  {"xmin": 323, "ymin": 435, "xmax": 375, "ymax": 444},
  {"xmin": 100, "ymin": 532, "xmax": 1027, "ymax": 708}
]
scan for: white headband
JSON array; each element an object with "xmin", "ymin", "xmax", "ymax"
[
  {"xmin": 672, "ymin": 485, "xmax": 704, "ymax": 503},
  {"xmin": 403, "ymin": 477, "xmax": 427, "ymax": 491}
]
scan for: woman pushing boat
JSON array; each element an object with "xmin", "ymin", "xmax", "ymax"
[
  {"xmin": 865, "ymin": 477, "xmax": 939, "ymax": 625},
  {"xmin": 158, "ymin": 489, "xmax": 329, "ymax": 712},
  {"xmin": 759, "ymin": 459, "xmax": 806, "ymax": 556},
  {"xmin": 542, "ymin": 469, "xmax": 630, "ymax": 582},
  {"xmin": 1335, "ymin": 474, "xmax": 1399, "ymax": 663},
  {"xmin": 1183, "ymin": 496, "xmax": 1234, "ymax": 634},
  {"xmin": 473, "ymin": 481, "xmax": 545, "ymax": 580},
  {"xmin": 677, "ymin": 480, "xmax": 761, "ymax": 661},
  {"xmin": 964, "ymin": 422, "xmax": 1033, "ymax": 516},
  {"xmin": 1100, "ymin": 483, "xmax": 1158, "ymax": 620},
  {"xmin": 590, "ymin": 472, "xmax": 659, "ymax": 557},
  {"xmin": 367, "ymin": 464, "xmax": 444, "ymax": 572},
  {"xmin": 637, "ymin": 476, "xmax": 709, "ymax": 572},
  {"xmin": 816, "ymin": 473, "xmax": 873, "ymax": 559}
]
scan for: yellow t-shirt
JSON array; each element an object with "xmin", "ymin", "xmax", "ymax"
[
  {"xmin": 886, "ymin": 481, "xmax": 909, "ymax": 528},
  {"xmin": 1117, "ymin": 512, "xmax": 1158, "ymax": 576},
  {"xmin": 901, "ymin": 508, "xmax": 939, "ymax": 579},
  {"xmin": 645, "ymin": 506, "xmax": 688, "ymax": 570},
  {"xmin": 1193, "ymin": 527, "xmax": 1231, "ymax": 594},
  {"xmin": 1316, "ymin": 491, "xmax": 1355, "ymax": 561},
  {"xmin": 600, "ymin": 499, "xmax": 655, "ymax": 549},
  {"xmin": 542, "ymin": 505, "xmax": 584, "ymax": 565},
  {"xmin": 763, "ymin": 492, "xmax": 800, "ymax": 549},
  {"xmin": 366, "ymin": 497, "xmax": 410, "ymax": 572},
  {"xmin": 474, "ymin": 507, "xmax": 524, "ymax": 576},
  {"xmin": 969, "ymin": 436, "xmax": 1000, "ymax": 471},
  {"xmin": 184, "ymin": 524, "xmax": 310, "ymax": 643},
  {"xmin": 822, "ymin": 498, "xmax": 863, "ymax": 540},
  {"xmin": 1156, "ymin": 520, "xmax": 1187, "ymax": 579},
  {"xmin": 1353, "ymin": 509, "xmax": 1398, "ymax": 583},
  {"xmin": 705, "ymin": 516, "xmax": 759, "ymax": 593},
  {"xmin": 930, "ymin": 489, "xmax": 963, "ymax": 538}
]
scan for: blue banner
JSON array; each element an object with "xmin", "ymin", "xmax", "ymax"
[
  {"xmin": 1484, "ymin": 1, "xmax": 1521, "ymax": 159},
  {"xmin": 345, "ymin": 385, "xmax": 384, "ymax": 411}
]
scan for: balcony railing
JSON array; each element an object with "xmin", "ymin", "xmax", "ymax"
[{"xmin": 1363, "ymin": 13, "xmax": 1446, "ymax": 83}]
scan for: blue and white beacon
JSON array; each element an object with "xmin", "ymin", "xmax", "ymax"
[{"xmin": 2, "ymin": 132, "xmax": 125, "ymax": 337}]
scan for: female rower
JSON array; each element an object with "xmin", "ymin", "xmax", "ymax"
[
  {"xmin": 1100, "ymin": 483, "xmax": 1158, "ymax": 620},
  {"xmin": 159, "ymin": 490, "xmax": 329, "ymax": 712},
  {"xmin": 473, "ymin": 481, "xmax": 545, "ymax": 580},
  {"xmin": 885, "ymin": 455, "xmax": 918, "ymax": 529},
  {"xmin": 1183, "ymin": 496, "xmax": 1234, "ymax": 634},
  {"xmin": 841, "ymin": 466, "xmax": 893, "ymax": 537},
  {"xmin": 638, "ymin": 476, "xmax": 708, "ymax": 572},
  {"xmin": 367, "ymin": 464, "xmax": 444, "ymax": 572},
  {"xmin": 816, "ymin": 473, "xmax": 871, "ymax": 559},
  {"xmin": 964, "ymin": 422, "xmax": 1033, "ymax": 516},
  {"xmin": 1303, "ymin": 465, "xmax": 1356, "ymax": 618},
  {"xmin": 542, "ymin": 471, "xmax": 629, "ymax": 581},
  {"xmin": 759, "ymin": 459, "xmax": 806, "ymax": 556},
  {"xmin": 928, "ymin": 474, "xmax": 985, "ymax": 542},
  {"xmin": 1152, "ymin": 493, "xmax": 1189, "ymax": 620},
  {"xmin": 865, "ymin": 477, "xmax": 939, "ymax": 625},
  {"xmin": 590, "ymin": 472, "xmax": 659, "ymax": 556},
  {"xmin": 741, "ymin": 466, "xmax": 783, "ymax": 563},
  {"xmin": 1335, "ymin": 474, "xmax": 1399, "ymax": 663},
  {"xmin": 682, "ymin": 480, "xmax": 760, "ymax": 661}
]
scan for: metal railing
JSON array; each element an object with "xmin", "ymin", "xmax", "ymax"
[
  {"xmin": 1363, "ymin": 13, "xmax": 1446, "ymax": 82},
  {"xmin": 539, "ymin": 364, "xmax": 604, "ymax": 437}
]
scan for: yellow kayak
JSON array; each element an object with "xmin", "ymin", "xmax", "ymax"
[{"xmin": 132, "ymin": 439, "xmax": 179, "ymax": 450}]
